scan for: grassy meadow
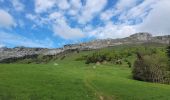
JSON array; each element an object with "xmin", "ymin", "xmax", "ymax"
[{"xmin": 0, "ymin": 44, "xmax": 170, "ymax": 100}]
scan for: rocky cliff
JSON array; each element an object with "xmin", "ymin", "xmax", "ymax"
[{"xmin": 0, "ymin": 33, "xmax": 169, "ymax": 63}]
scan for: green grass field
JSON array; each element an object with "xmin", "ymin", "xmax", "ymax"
[{"xmin": 0, "ymin": 46, "xmax": 170, "ymax": 100}]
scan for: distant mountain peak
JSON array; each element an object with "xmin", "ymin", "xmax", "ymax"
[{"xmin": 129, "ymin": 32, "xmax": 152, "ymax": 41}]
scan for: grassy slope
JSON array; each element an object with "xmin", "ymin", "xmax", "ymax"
[{"xmin": 0, "ymin": 45, "xmax": 170, "ymax": 100}]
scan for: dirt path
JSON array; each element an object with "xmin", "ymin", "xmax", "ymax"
[{"xmin": 84, "ymin": 77, "xmax": 115, "ymax": 100}]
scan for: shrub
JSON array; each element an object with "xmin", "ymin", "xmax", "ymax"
[
  {"xmin": 125, "ymin": 59, "xmax": 132, "ymax": 68},
  {"xmin": 84, "ymin": 46, "xmax": 166, "ymax": 65},
  {"xmin": 132, "ymin": 53, "xmax": 170, "ymax": 84},
  {"xmin": 60, "ymin": 55, "xmax": 66, "ymax": 60},
  {"xmin": 85, "ymin": 52, "xmax": 107, "ymax": 64},
  {"xmin": 167, "ymin": 45, "xmax": 170, "ymax": 61},
  {"xmin": 166, "ymin": 44, "xmax": 170, "ymax": 70}
]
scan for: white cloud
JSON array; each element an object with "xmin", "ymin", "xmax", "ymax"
[
  {"xmin": 137, "ymin": 0, "xmax": 170, "ymax": 35},
  {"xmin": 35, "ymin": 0, "xmax": 56, "ymax": 13},
  {"xmin": 49, "ymin": 12, "xmax": 84, "ymax": 39},
  {"xmin": 0, "ymin": 31, "xmax": 54, "ymax": 48},
  {"xmin": 78, "ymin": 0, "xmax": 107, "ymax": 24},
  {"xmin": 68, "ymin": 0, "xmax": 82, "ymax": 15},
  {"xmin": 26, "ymin": 14, "xmax": 37, "ymax": 20},
  {"xmin": 57, "ymin": 0, "xmax": 70, "ymax": 10},
  {"xmin": 99, "ymin": 0, "xmax": 170, "ymax": 38},
  {"xmin": 18, "ymin": 20, "xmax": 24, "ymax": 27},
  {"xmin": 34, "ymin": 0, "xmax": 71, "ymax": 13},
  {"xmin": 88, "ymin": 22, "xmax": 136, "ymax": 39},
  {"xmin": 11, "ymin": 0, "xmax": 25, "ymax": 11},
  {"xmin": 31, "ymin": 0, "xmax": 170, "ymax": 41},
  {"xmin": 100, "ymin": 0, "xmax": 138, "ymax": 21},
  {"xmin": 53, "ymin": 25, "xmax": 84, "ymax": 39},
  {"xmin": 33, "ymin": 0, "xmax": 138, "ymax": 39},
  {"xmin": 100, "ymin": 10, "xmax": 114, "ymax": 21},
  {"xmin": 49, "ymin": 12, "xmax": 64, "ymax": 22},
  {"xmin": 26, "ymin": 13, "xmax": 50, "ymax": 28},
  {"xmin": 33, "ymin": 0, "xmax": 85, "ymax": 39},
  {"xmin": 25, "ymin": 14, "xmax": 41, "ymax": 28},
  {"xmin": 70, "ymin": 0, "xmax": 82, "ymax": 10},
  {"xmin": 118, "ymin": 0, "xmax": 159, "ymax": 21},
  {"xmin": 0, "ymin": 9, "xmax": 16, "ymax": 28},
  {"xmin": 116, "ymin": 0, "xmax": 138, "ymax": 10},
  {"xmin": 0, "ymin": 44, "xmax": 5, "ymax": 48}
]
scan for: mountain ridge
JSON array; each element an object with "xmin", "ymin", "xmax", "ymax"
[{"xmin": 0, "ymin": 32, "xmax": 169, "ymax": 63}]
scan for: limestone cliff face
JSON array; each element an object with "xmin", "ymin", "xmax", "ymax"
[
  {"xmin": 129, "ymin": 33, "xmax": 152, "ymax": 41},
  {"xmin": 0, "ymin": 47, "xmax": 48, "ymax": 62},
  {"xmin": 152, "ymin": 35, "xmax": 170, "ymax": 44},
  {"xmin": 81, "ymin": 33, "xmax": 169, "ymax": 49},
  {"xmin": 0, "ymin": 33, "xmax": 169, "ymax": 62}
]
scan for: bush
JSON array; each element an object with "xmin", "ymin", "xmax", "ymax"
[
  {"xmin": 85, "ymin": 52, "xmax": 107, "ymax": 64},
  {"xmin": 84, "ymin": 46, "xmax": 166, "ymax": 65},
  {"xmin": 124, "ymin": 59, "xmax": 132, "ymax": 68},
  {"xmin": 132, "ymin": 53, "xmax": 170, "ymax": 84},
  {"xmin": 167, "ymin": 45, "xmax": 170, "ymax": 68},
  {"xmin": 167, "ymin": 45, "xmax": 170, "ymax": 58}
]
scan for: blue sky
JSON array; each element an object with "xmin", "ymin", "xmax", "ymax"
[{"xmin": 0, "ymin": 0, "xmax": 170, "ymax": 48}]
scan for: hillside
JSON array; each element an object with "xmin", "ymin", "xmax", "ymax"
[
  {"xmin": 0, "ymin": 33, "xmax": 169, "ymax": 63},
  {"xmin": 0, "ymin": 44, "xmax": 170, "ymax": 100}
]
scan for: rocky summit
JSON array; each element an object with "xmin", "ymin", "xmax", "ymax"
[{"xmin": 0, "ymin": 33, "xmax": 169, "ymax": 63}]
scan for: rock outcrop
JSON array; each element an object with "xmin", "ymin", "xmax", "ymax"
[{"xmin": 0, "ymin": 33, "xmax": 169, "ymax": 63}]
